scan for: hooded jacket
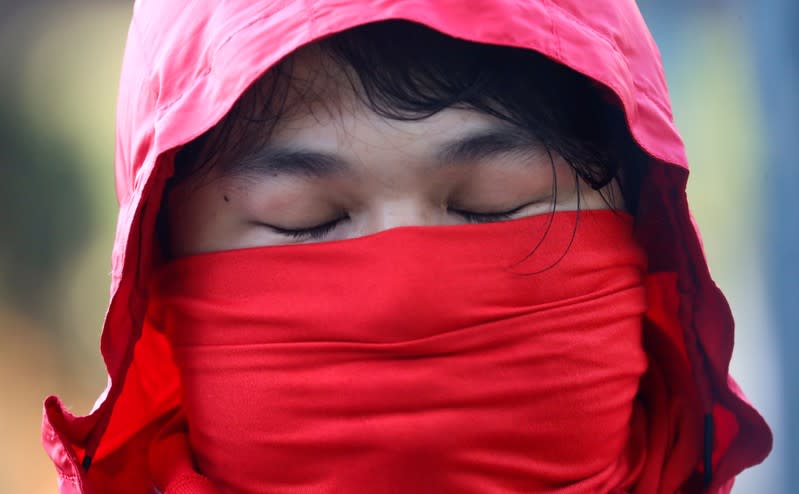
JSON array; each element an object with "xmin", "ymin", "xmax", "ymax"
[{"xmin": 41, "ymin": 1, "xmax": 772, "ymax": 492}]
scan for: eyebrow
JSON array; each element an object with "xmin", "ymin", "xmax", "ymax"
[
  {"xmin": 228, "ymin": 147, "xmax": 350, "ymax": 179},
  {"xmin": 435, "ymin": 127, "xmax": 544, "ymax": 166},
  {"xmin": 223, "ymin": 127, "xmax": 544, "ymax": 180}
]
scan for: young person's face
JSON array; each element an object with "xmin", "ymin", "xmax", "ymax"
[{"xmin": 167, "ymin": 46, "xmax": 622, "ymax": 257}]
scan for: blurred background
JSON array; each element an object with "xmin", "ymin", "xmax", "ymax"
[{"xmin": 0, "ymin": 1, "xmax": 794, "ymax": 492}]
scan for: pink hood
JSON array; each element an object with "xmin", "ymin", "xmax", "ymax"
[{"xmin": 42, "ymin": 1, "xmax": 772, "ymax": 492}]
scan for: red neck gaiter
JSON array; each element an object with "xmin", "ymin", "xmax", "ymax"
[{"xmin": 148, "ymin": 210, "xmax": 654, "ymax": 494}]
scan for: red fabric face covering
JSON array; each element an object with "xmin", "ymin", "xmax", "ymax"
[{"xmin": 147, "ymin": 210, "xmax": 657, "ymax": 494}]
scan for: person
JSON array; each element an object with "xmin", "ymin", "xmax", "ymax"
[{"xmin": 41, "ymin": 1, "xmax": 772, "ymax": 493}]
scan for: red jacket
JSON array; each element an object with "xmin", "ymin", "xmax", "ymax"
[{"xmin": 41, "ymin": 1, "xmax": 772, "ymax": 492}]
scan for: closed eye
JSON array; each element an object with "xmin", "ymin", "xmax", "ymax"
[
  {"xmin": 258, "ymin": 216, "xmax": 348, "ymax": 240},
  {"xmin": 448, "ymin": 202, "xmax": 536, "ymax": 223},
  {"xmin": 257, "ymin": 200, "xmax": 543, "ymax": 242}
]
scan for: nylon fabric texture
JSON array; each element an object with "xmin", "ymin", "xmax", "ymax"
[{"xmin": 41, "ymin": 1, "xmax": 772, "ymax": 493}]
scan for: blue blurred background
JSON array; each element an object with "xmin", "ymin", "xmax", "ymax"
[{"xmin": 0, "ymin": 1, "xmax": 794, "ymax": 492}]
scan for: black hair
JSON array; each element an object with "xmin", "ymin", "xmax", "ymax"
[{"xmin": 168, "ymin": 20, "xmax": 649, "ymax": 232}]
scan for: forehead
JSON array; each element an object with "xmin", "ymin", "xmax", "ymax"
[
  {"xmin": 267, "ymin": 44, "xmax": 515, "ymax": 152},
  {"xmin": 195, "ymin": 35, "xmax": 557, "ymax": 189}
]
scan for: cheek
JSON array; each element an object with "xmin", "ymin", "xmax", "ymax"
[
  {"xmin": 166, "ymin": 180, "xmax": 232, "ymax": 257},
  {"xmin": 546, "ymin": 155, "xmax": 626, "ymax": 211},
  {"xmin": 580, "ymin": 178, "xmax": 625, "ymax": 211}
]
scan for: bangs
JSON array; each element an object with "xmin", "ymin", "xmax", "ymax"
[{"xmin": 172, "ymin": 20, "xmax": 649, "ymax": 214}]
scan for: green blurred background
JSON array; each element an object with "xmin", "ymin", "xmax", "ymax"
[{"xmin": 0, "ymin": 1, "xmax": 793, "ymax": 492}]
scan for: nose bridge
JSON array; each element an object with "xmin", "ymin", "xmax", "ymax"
[{"xmin": 368, "ymin": 198, "xmax": 438, "ymax": 233}]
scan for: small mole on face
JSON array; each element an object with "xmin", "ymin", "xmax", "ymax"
[{"xmin": 223, "ymin": 195, "xmax": 230, "ymax": 202}]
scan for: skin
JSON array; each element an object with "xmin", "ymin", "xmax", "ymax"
[{"xmin": 167, "ymin": 46, "xmax": 622, "ymax": 257}]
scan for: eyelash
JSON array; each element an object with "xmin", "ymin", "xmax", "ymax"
[
  {"xmin": 447, "ymin": 205, "xmax": 525, "ymax": 224},
  {"xmin": 268, "ymin": 203, "xmax": 532, "ymax": 240},
  {"xmin": 268, "ymin": 217, "xmax": 344, "ymax": 240}
]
